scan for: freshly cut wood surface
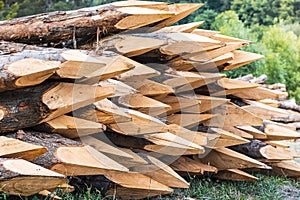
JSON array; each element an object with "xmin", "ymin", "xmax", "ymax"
[
  {"xmin": 109, "ymin": 109, "xmax": 167, "ymax": 135},
  {"xmin": 158, "ymin": 21, "xmax": 204, "ymax": 33},
  {"xmin": 117, "ymin": 94, "xmax": 171, "ymax": 116},
  {"xmin": 264, "ymin": 124, "xmax": 300, "ymax": 140},
  {"xmin": 167, "ymin": 113, "xmax": 216, "ymax": 128},
  {"xmin": 0, "ymin": 58, "xmax": 60, "ymax": 91},
  {"xmin": 269, "ymin": 160, "xmax": 300, "ymax": 178},
  {"xmin": 198, "ymin": 148, "xmax": 270, "ymax": 170},
  {"xmin": 0, "ymin": 135, "xmax": 47, "ymax": 161},
  {"xmin": 0, "ymin": 5, "xmax": 174, "ymax": 47},
  {"xmin": 34, "ymin": 115, "xmax": 105, "ymax": 139},
  {"xmin": 206, "ymin": 103, "xmax": 263, "ymax": 128},
  {"xmin": 131, "ymin": 154, "xmax": 190, "ymax": 188},
  {"xmin": 214, "ymin": 169, "xmax": 259, "ymax": 182},
  {"xmin": 217, "ymin": 78, "xmax": 260, "ymax": 90},
  {"xmin": 75, "ymin": 98, "xmax": 132, "ymax": 125},
  {"xmin": 236, "ymin": 125, "xmax": 267, "ymax": 139},
  {"xmin": 0, "ymin": 158, "xmax": 66, "ymax": 196}
]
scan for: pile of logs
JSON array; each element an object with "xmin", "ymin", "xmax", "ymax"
[{"xmin": 0, "ymin": 1, "xmax": 300, "ymax": 199}]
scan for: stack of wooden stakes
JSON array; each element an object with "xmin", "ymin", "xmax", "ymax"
[{"xmin": 0, "ymin": 1, "xmax": 299, "ymax": 199}]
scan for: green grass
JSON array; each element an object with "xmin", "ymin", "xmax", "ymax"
[{"xmin": 0, "ymin": 174, "xmax": 299, "ymax": 200}]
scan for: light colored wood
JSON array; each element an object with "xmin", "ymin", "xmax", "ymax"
[
  {"xmin": 118, "ymin": 94, "xmax": 171, "ymax": 116},
  {"xmin": 222, "ymin": 126, "xmax": 254, "ymax": 139},
  {"xmin": 111, "ymin": 1, "xmax": 168, "ymax": 9},
  {"xmin": 51, "ymin": 146, "xmax": 128, "ymax": 176},
  {"xmin": 192, "ymin": 29, "xmax": 219, "ymax": 37},
  {"xmin": 167, "ymin": 113, "xmax": 216, "ymax": 128},
  {"xmin": 158, "ymin": 21, "xmax": 204, "ymax": 33},
  {"xmin": 114, "ymin": 35, "xmax": 166, "ymax": 57},
  {"xmin": 227, "ymin": 87, "xmax": 288, "ymax": 100},
  {"xmin": 115, "ymin": 57, "xmax": 160, "ymax": 81},
  {"xmin": 217, "ymin": 78, "xmax": 260, "ymax": 90},
  {"xmin": 223, "ymin": 50, "xmax": 264, "ymax": 71},
  {"xmin": 80, "ymin": 135, "xmax": 133, "ymax": 159},
  {"xmin": 38, "ymin": 190, "xmax": 62, "ymax": 200},
  {"xmin": 38, "ymin": 115, "xmax": 105, "ymax": 139},
  {"xmin": 242, "ymin": 101, "xmax": 300, "ymax": 122},
  {"xmin": 264, "ymin": 124, "xmax": 300, "ymax": 140},
  {"xmin": 41, "ymin": 83, "xmax": 114, "ymax": 122},
  {"xmin": 144, "ymin": 143, "xmax": 203, "ymax": 155},
  {"xmin": 187, "ymin": 42, "xmax": 249, "ymax": 62},
  {"xmin": 170, "ymin": 156, "xmax": 218, "ymax": 174},
  {"xmin": 208, "ymin": 128, "xmax": 250, "ymax": 148},
  {"xmin": 105, "ymin": 171, "xmax": 173, "ymax": 192},
  {"xmin": 109, "ymin": 148, "xmax": 149, "ymax": 168},
  {"xmin": 145, "ymin": 132, "xmax": 205, "ymax": 152},
  {"xmin": 181, "ymin": 94, "xmax": 229, "ymax": 113},
  {"xmin": 150, "ymin": 3, "xmax": 204, "ymax": 30},
  {"xmin": 265, "ymin": 141, "xmax": 290, "ymax": 148},
  {"xmin": 125, "ymin": 79, "xmax": 174, "ymax": 97},
  {"xmin": 4, "ymin": 58, "xmax": 60, "ymax": 89},
  {"xmin": 0, "ymin": 159, "xmax": 66, "ymax": 196},
  {"xmin": 269, "ymin": 160, "xmax": 300, "ymax": 178},
  {"xmin": 214, "ymin": 169, "xmax": 259, "ymax": 182},
  {"xmin": 206, "ymin": 103, "xmax": 263, "ymax": 128},
  {"xmin": 259, "ymin": 145, "xmax": 294, "ymax": 160},
  {"xmin": 98, "ymin": 79, "xmax": 137, "ymax": 97},
  {"xmin": 166, "ymin": 124, "xmax": 207, "ymax": 146},
  {"xmin": 164, "ymin": 71, "xmax": 225, "ymax": 93},
  {"xmin": 109, "ymin": 109, "xmax": 167, "ymax": 135},
  {"xmin": 159, "ymin": 95, "xmax": 201, "ymax": 115},
  {"xmin": 236, "ymin": 125, "xmax": 267, "ymax": 139},
  {"xmin": 210, "ymin": 34, "xmax": 252, "ymax": 43},
  {"xmin": 0, "ymin": 136, "xmax": 47, "ymax": 161},
  {"xmin": 198, "ymin": 148, "xmax": 270, "ymax": 170},
  {"xmin": 131, "ymin": 154, "xmax": 190, "ymax": 188},
  {"xmin": 77, "ymin": 98, "xmax": 132, "ymax": 125},
  {"xmin": 114, "ymin": 7, "xmax": 175, "ymax": 30}
]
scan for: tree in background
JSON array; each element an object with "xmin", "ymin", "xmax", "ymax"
[
  {"xmin": 0, "ymin": 0, "xmax": 19, "ymax": 20},
  {"xmin": 231, "ymin": 0, "xmax": 297, "ymax": 26}
]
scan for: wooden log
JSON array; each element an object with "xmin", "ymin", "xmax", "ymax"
[
  {"xmin": 167, "ymin": 113, "xmax": 216, "ymax": 129},
  {"xmin": 154, "ymin": 155, "xmax": 218, "ymax": 174},
  {"xmin": 217, "ymin": 78, "xmax": 260, "ymax": 90},
  {"xmin": 130, "ymin": 153, "xmax": 190, "ymax": 188},
  {"xmin": 109, "ymin": 109, "xmax": 167, "ymax": 135},
  {"xmin": 74, "ymin": 98, "xmax": 132, "ymax": 125},
  {"xmin": 268, "ymin": 160, "xmax": 300, "ymax": 178},
  {"xmin": 235, "ymin": 125, "xmax": 267, "ymax": 139},
  {"xmin": 192, "ymin": 29, "xmax": 219, "ymax": 37},
  {"xmin": 165, "ymin": 124, "xmax": 208, "ymax": 147},
  {"xmin": 157, "ymin": 21, "xmax": 204, "ymax": 33},
  {"xmin": 243, "ymin": 100, "xmax": 300, "ymax": 122},
  {"xmin": 7, "ymin": 131, "xmax": 128, "ymax": 176},
  {"xmin": 210, "ymin": 34, "xmax": 252, "ymax": 43},
  {"xmin": 124, "ymin": 79, "xmax": 174, "ymax": 97},
  {"xmin": 208, "ymin": 128, "xmax": 250, "ymax": 148},
  {"xmin": 33, "ymin": 115, "xmax": 105, "ymax": 139},
  {"xmin": 0, "ymin": 5, "xmax": 174, "ymax": 47},
  {"xmin": 214, "ymin": 169, "xmax": 259, "ymax": 182},
  {"xmin": 197, "ymin": 148, "xmax": 270, "ymax": 170},
  {"xmin": 206, "ymin": 103, "xmax": 263, "ymax": 128},
  {"xmin": 80, "ymin": 134, "xmax": 133, "ymax": 159},
  {"xmin": 264, "ymin": 124, "xmax": 300, "ymax": 140},
  {"xmin": 223, "ymin": 50, "xmax": 264, "ymax": 71},
  {"xmin": 56, "ymin": 50, "xmax": 135, "ymax": 82},
  {"xmin": 144, "ymin": 132, "xmax": 205, "ymax": 153},
  {"xmin": 0, "ymin": 158, "xmax": 66, "ymax": 196},
  {"xmin": 0, "ymin": 135, "xmax": 47, "ymax": 161},
  {"xmin": 117, "ymin": 93, "xmax": 171, "ymax": 116},
  {"xmin": 98, "ymin": 79, "xmax": 137, "ymax": 97},
  {"xmin": 230, "ymin": 140, "xmax": 294, "ymax": 160},
  {"xmin": 0, "ymin": 58, "xmax": 60, "ymax": 91},
  {"xmin": 0, "ymin": 82, "xmax": 114, "ymax": 133}
]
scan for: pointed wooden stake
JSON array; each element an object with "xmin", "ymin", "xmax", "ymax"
[
  {"xmin": 214, "ymin": 169, "xmax": 259, "ymax": 182},
  {"xmin": 0, "ymin": 135, "xmax": 47, "ymax": 161},
  {"xmin": 0, "ymin": 159, "xmax": 66, "ymax": 196}
]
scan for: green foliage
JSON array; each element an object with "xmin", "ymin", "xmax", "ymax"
[
  {"xmin": 0, "ymin": 1, "xmax": 19, "ymax": 20},
  {"xmin": 231, "ymin": 0, "xmax": 297, "ymax": 26},
  {"xmin": 193, "ymin": 9, "xmax": 217, "ymax": 29}
]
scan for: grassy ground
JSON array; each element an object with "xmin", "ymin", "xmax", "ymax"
[{"xmin": 2, "ymin": 174, "xmax": 299, "ymax": 200}]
